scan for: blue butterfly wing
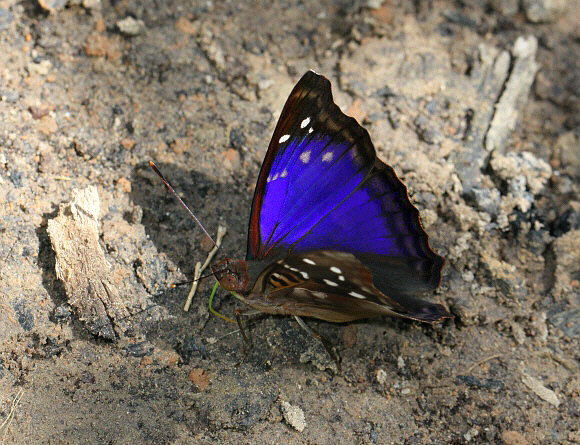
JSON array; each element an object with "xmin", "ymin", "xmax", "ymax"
[{"xmin": 247, "ymin": 71, "xmax": 443, "ymax": 298}]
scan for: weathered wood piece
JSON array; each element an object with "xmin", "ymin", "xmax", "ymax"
[
  {"xmin": 486, "ymin": 35, "xmax": 540, "ymax": 153},
  {"xmin": 454, "ymin": 35, "xmax": 539, "ymax": 195},
  {"xmin": 453, "ymin": 44, "xmax": 510, "ymax": 194},
  {"xmin": 47, "ymin": 186, "xmax": 130, "ymax": 340}
]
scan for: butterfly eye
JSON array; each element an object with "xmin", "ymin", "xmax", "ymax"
[{"xmin": 218, "ymin": 272, "xmax": 239, "ymax": 291}]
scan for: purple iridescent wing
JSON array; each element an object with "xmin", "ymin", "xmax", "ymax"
[{"xmin": 246, "ymin": 71, "xmax": 446, "ymax": 315}]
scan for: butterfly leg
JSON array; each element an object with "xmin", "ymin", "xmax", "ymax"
[
  {"xmin": 234, "ymin": 309, "xmax": 254, "ymax": 354},
  {"xmin": 233, "ymin": 309, "xmax": 264, "ymax": 367},
  {"xmin": 294, "ymin": 316, "xmax": 342, "ymax": 373}
]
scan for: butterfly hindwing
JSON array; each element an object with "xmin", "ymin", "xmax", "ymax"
[{"xmin": 247, "ymin": 251, "xmax": 449, "ymax": 323}]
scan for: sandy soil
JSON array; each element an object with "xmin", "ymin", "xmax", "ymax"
[{"xmin": 1, "ymin": 0, "xmax": 579, "ymax": 444}]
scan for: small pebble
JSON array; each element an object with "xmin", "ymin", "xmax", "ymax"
[
  {"xmin": 522, "ymin": 372, "xmax": 560, "ymax": 407},
  {"xmin": 376, "ymin": 369, "xmax": 388, "ymax": 386},
  {"xmin": 501, "ymin": 430, "xmax": 530, "ymax": 445},
  {"xmin": 0, "ymin": 8, "xmax": 15, "ymax": 31},
  {"xmin": 523, "ymin": 0, "xmax": 566, "ymax": 23},
  {"xmin": 188, "ymin": 369, "xmax": 210, "ymax": 390},
  {"xmin": 37, "ymin": 0, "xmax": 67, "ymax": 13},
  {"xmin": 280, "ymin": 400, "xmax": 306, "ymax": 432},
  {"xmin": 82, "ymin": 0, "xmax": 101, "ymax": 9},
  {"xmin": 397, "ymin": 356, "xmax": 406, "ymax": 370},
  {"xmin": 1, "ymin": 91, "xmax": 20, "ymax": 102},
  {"xmin": 117, "ymin": 17, "xmax": 146, "ymax": 36}
]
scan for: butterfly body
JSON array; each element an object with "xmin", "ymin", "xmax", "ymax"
[{"xmin": 211, "ymin": 70, "xmax": 451, "ymax": 325}]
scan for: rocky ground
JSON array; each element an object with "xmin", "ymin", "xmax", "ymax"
[{"xmin": 0, "ymin": 0, "xmax": 579, "ymax": 444}]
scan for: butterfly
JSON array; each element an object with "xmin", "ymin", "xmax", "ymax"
[{"xmin": 210, "ymin": 70, "xmax": 452, "ymax": 365}]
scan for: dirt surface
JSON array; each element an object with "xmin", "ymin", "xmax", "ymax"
[{"xmin": 1, "ymin": 0, "xmax": 579, "ymax": 444}]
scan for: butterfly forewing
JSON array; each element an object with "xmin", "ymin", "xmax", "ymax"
[
  {"xmin": 248, "ymin": 73, "xmax": 376, "ymax": 260},
  {"xmin": 246, "ymin": 70, "xmax": 444, "ymax": 297}
]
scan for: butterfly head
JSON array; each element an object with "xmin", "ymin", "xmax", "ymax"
[{"xmin": 211, "ymin": 258, "xmax": 252, "ymax": 293}]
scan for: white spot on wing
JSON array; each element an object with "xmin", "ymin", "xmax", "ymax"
[
  {"xmin": 349, "ymin": 291, "xmax": 366, "ymax": 299},
  {"xmin": 308, "ymin": 127, "xmax": 313, "ymax": 134},
  {"xmin": 300, "ymin": 117, "xmax": 311, "ymax": 128},
  {"xmin": 280, "ymin": 169, "xmax": 288, "ymax": 178},
  {"xmin": 300, "ymin": 271, "xmax": 309, "ymax": 279},
  {"xmin": 322, "ymin": 152, "xmax": 333, "ymax": 162},
  {"xmin": 323, "ymin": 279, "xmax": 339, "ymax": 287},
  {"xmin": 300, "ymin": 150, "xmax": 311, "ymax": 163},
  {"xmin": 330, "ymin": 266, "xmax": 342, "ymax": 274},
  {"xmin": 303, "ymin": 258, "xmax": 316, "ymax": 265},
  {"xmin": 279, "ymin": 134, "xmax": 290, "ymax": 143},
  {"xmin": 338, "ymin": 275, "xmax": 345, "ymax": 281}
]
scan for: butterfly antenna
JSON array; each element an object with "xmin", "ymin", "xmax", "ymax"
[
  {"xmin": 171, "ymin": 269, "xmax": 222, "ymax": 288},
  {"xmin": 149, "ymin": 161, "xmax": 219, "ymax": 250}
]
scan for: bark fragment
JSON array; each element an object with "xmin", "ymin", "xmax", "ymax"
[{"xmin": 47, "ymin": 186, "xmax": 130, "ymax": 340}]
